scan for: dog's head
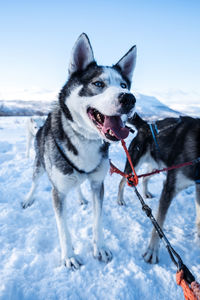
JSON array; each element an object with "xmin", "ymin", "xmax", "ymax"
[
  {"xmin": 29, "ymin": 117, "xmax": 44, "ymax": 135},
  {"xmin": 128, "ymin": 113, "xmax": 148, "ymax": 130},
  {"xmin": 59, "ymin": 33, "xmax": 137, "ymax": 142}
]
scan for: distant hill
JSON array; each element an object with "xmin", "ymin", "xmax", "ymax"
[
  {"xmin": 0, "ymin": 94, "xmax": 180, "ymax": 119},
  {"xmin": 0, "ymin": 100, "xmax": 52, "ymax": 116}
]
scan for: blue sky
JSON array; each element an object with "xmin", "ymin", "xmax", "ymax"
[{"xmin": 1, "ymin": 0, "xmax": 200, "ymax": 105}]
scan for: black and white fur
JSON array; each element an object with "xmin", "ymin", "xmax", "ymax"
[
  {"xmin": 117, "ymin": 113, "xmax": 200, "ymax": 264},
  {"xmin": 22, "ymin": 33, "xmax": 137, "ymax": 269},
  {"xmin": 26, "ymin": 116, "xmax": 87, "ymax": 205}
]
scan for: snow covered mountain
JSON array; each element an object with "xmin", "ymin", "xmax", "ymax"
[
  {"xmin": 0, "ymin": 93, "xmax": 180, "ymax": 119},
  {"xmin": 135, "ymin": 93, "xmax": 180, "ymax": 120},
  {"xmin": 0, "ymin": 99, "xmax": 52, "ymax": 116}
]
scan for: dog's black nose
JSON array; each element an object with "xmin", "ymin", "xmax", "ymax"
[{"xmin": 119, "ymin": 93, "xmax": 136, "ymax": 113}]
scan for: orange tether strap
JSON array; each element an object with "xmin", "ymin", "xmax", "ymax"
[
  {"xmin": 120, "ymin": 139, "xmax": 138, "ymax": 186},
  {"xmin": 176, "ymin": 269, "xmax": 200, "ymax": 300}
]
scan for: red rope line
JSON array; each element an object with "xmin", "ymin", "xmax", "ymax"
[
  {"xmin": 110, "ymin": 143, "xmax": 200, "ymax": 182},
  {"xmin": 120, "ymin": 140, "xmax": 138, "ymax": 186},
  {"xmin": 138, "ymin": 160, "xmax": 195, "ymax": 179}
]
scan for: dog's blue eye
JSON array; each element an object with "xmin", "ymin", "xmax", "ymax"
[
  {"xmin": 121, "ymin": 83, "xmax": 127, "ymax": 89},
  {"xmin": 93, "ymin": 81, "xmax": 105, "ymax": 88}
]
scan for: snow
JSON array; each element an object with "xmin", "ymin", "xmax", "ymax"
[{"xmin": 0, "ymin": 98, "xmax": 200, "ymax": 300}]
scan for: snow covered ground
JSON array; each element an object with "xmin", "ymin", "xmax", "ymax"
[{"xmin": 0, "ymin": 99, "xmax": 200, "ymax": 299}]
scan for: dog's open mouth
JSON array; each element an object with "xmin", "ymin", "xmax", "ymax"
[{"xmin": 87, "ymin": 108, "xmax": 129, "ymax": 141}]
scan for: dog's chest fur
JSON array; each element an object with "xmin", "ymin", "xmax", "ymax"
[
  {"xmin": 66, "ymin": 134, "xmax": 107, "ymax": 173},
  {"xmin": 62, "ymin": 121, "xmax": 108, "ymax": 174}
]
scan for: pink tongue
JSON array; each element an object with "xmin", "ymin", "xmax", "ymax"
[{"xmin": 102, "ymin": 116, "xmax": 129, "ymax": 140}]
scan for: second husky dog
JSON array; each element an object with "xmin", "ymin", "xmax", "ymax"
[
  {"xmin": 26, "ymin": 116, "xmax": 46, "ymax": 158},
  {"xmin": 118, "ymin": 113, "xmax": 200, "ymax": 264},
  {"xmin": 23, "ymin": 33, "xmax": 137, "ymax": 269}
]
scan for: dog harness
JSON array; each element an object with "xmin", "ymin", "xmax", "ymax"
[
  {"xmin": 148, "ymin": 122, "xmax": 161, "ymax": 154},
  {"xmin": 148, "ymin": 117, "xmax": 182, "ymax": 154},
  {"xmin": 148, "ymin": 118, "xmax": 200, "ymax": 184}
]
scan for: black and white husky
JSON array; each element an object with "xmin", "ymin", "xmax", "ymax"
[
  {"xmin": 117, "ymin": 113, "xmax": 200, "ymax": 264},
  {"xmin": 22, "ymin": 33, "xmax": 137, "ymax": 269}
]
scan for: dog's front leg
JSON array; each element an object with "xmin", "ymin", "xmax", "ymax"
[
  {"xmin": 143, "ymin": 174, "xmax": 175, "ymax": 264},
  {"xmin": 52, "ymin": 188, "xmax": 82, "ymax": 270},
  {"xmin": 142, "ymin": 176, "xmax": 154, "ymax": 199},
  {"xmin": 117, "ymin": 177, "xmax": 127, "ymax": 206},
  {"xmin": 90, "ymin": 181, "xmax": 112, "ymax": 263},
  {"xmin": 142, "ymin": 164, "xmax": 155, "ymax": 198},
  {"xmin": 77, "ymin": 186, "xmax": 88, "ymax": 205}
]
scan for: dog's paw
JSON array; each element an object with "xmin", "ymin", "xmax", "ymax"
[
  {"xmin": 93, "ymin": 245, "xmax": 113, "ymax": 263},
  {"xmin": 21, "ymin": 198, "xmax": 35, "ymax": 209},
  {"xmin": 79, "ymin": 197, "xmax": 88, "ymax": 206},
  {"xmin": 143, "ymin": 246, "xmax": 159, "ymax": 264},
  {"xmin": 117, "ymin": 197, "xmax": 126, "ymax": 206},
  {"xmin": 64, "ymin": 256, "xmax": 83, "ymax": 270},
  {"xmin": 145, "ymin": 192, "xmax": 154, "ymax": 199}
]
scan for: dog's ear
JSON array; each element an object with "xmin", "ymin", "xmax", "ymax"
[
  {"xmin": 115, "ymin": 45, "xmax": 137, "ymax": 82},
  {"xmin": 68, "ymin": 33, "xmax": 95, "ymax": 75},
  {"xmin": 128, "ymin": 113, "xmax": 146, "ymax": 128}
]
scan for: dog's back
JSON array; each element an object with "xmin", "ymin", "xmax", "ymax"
[
  {"xmin": 125, "ymin": 114, "xmax": 200, "ymax": 179},
  {"xmin": 34, "ymin": 114, "xmax": 51, "ymax": 168},
  {"xmin": 152, "ymin": 116, "xmax": 200, "ymax": 181}
]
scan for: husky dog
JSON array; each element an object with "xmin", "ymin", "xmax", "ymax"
[
  {"xmin": 26, "ymin": 116, "xmax": 46, "ymax": 158},
  {"xmin": 117, "ymin": 113, "xmax": 200, "ymax": 264},
  {"xmin": 22, "ymin": 33, "xmax": 137, "ymax": 269}
]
